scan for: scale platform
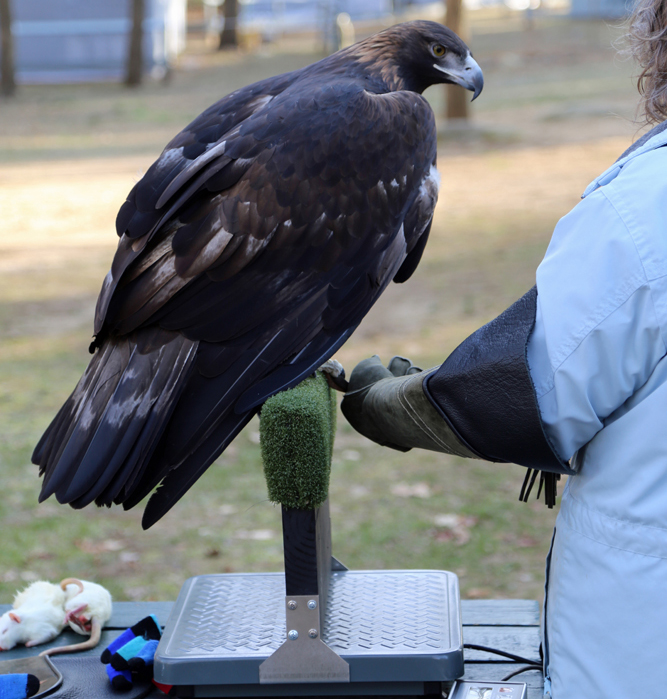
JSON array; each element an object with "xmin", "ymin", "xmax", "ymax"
[{"xmin": 155, "ymin": 569, "xmax": 463, "ymax": 697}]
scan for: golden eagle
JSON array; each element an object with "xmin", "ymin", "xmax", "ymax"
[{"xmin": 33, "ymin": 20, "xmax": 483, "ymax": 529}]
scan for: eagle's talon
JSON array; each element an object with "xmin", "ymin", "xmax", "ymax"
[{"xmin": 319, "ymin": 360, "xmax": 349, "ymax": 392}]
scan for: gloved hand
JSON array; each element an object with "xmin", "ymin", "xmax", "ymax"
[
  {"xmin": 341, "ymin": 355, "xmax": 479, "ymax": 458},
  {"xmin": 341, "ymin": 356, "xmax": 422, "ymax": 451}
]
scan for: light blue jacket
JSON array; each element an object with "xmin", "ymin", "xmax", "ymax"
[{"xmin": 526, "ymin": 127, "xmax": 667, "ymax": 698}]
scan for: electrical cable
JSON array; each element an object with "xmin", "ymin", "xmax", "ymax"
[
  {"xmin": 501, "ymin": 665, "xmax": 543, "ymax": 681},
  {"xmin": 463, "ymin": 643, "xmax": 540, "ymax": 666},
  {"xmin": 463, "ymin": 643, "xmax": 543, "ymax": 683}
]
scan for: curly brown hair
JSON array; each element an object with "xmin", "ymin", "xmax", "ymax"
[{"xmin": 628, "ymin": 0, "xmax": 667, "ymax": 123}]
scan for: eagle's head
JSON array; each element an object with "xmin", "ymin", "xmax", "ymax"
[{"xmin": 352, "ymin": 20, "xmax": 484, "ymax": 98}]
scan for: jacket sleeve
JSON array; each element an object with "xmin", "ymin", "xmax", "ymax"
[
  {"xmin": 525, "ymin": 185, "xmax": 667, "ymax": 462},
  {"xmin": 425, "ymin": 183, "xmax": 667, "ymax": 479}
]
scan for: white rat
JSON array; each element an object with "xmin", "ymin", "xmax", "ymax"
[
  {"xmin": 0, "ymin": 581, "xmax": 68, "ymax": 651},
  {"xmin": 40, "ymin": 578, "xmax": 112, "ymax": 656}
]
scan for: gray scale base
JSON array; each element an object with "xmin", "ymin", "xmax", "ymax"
[{"xmin": 155, "ymin": 570, "xmax": 463, "ymax": 697}]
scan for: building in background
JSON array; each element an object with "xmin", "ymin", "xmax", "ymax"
[{"xmin": 6, "ymin": 0, "xmax": 186, "ymax": 83}]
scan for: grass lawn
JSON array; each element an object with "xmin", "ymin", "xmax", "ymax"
[{"xmin": 0, "ymin": 10, "xmax": 647, "ymax": 604}]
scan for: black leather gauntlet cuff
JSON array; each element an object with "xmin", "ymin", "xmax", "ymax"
[{"xmin": 425, "ymin": 287, "xmax": 574, "ymax": 479}]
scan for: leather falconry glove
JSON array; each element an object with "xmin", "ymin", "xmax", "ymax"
[
  {"xmin": 341, "ymin": 355, "xmax": 479, "ymax": 459},
  {"xmin": 340, "ymin": 290, "xmax": 575, "ymax": 509}
]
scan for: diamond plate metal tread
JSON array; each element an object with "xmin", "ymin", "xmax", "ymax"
[
  {"xmin": 159, "ymin": 570, "xmax": 461, "ymax": 667},
  {"xmin": 324, "ymin": 570, "xmax": 455, "ymax": 654},
  {"xmin": 173, "ymin": 574, "xmax": 286, "ymax": 657}
]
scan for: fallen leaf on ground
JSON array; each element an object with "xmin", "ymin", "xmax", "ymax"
[
  {"xmin": 432, "ymin": 513, "xmax": 477, "ymax": 545},
  {"xmin": 391, "ymin": 482, "xmax": 431, "ymax": 498},
  {"xmin": 75, "ymin": 538, "xmax": 125, "ymax": 554},
  {"xmin": 119, "ymin": 551, "xmax": 140, "ymax": 564},
  {"xmin": 465, "ymin": 587, "xmax": 492, "ymax": 599},
  {"xmin": 350, "ymin": 485, "xmax": 369, "ymax": 498},
  {"xmin": 234, "ymin": 529, "xmax": 275, "ymax": 540}
]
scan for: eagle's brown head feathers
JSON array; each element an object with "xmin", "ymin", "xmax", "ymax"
[{"xmin": 345, "ymin": 20, "xmax": 483, "ymax": 96}]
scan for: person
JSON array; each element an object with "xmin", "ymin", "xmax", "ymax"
[{"xmin": 341, "ymin": 1, "xmax": 667, "ymax": 696}]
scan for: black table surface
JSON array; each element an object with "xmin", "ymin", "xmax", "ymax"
[{"xmin": 0, "ymin": 599, "xmax": 543, "ymax": 698}]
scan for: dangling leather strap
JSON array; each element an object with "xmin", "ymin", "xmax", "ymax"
[{"xmin": 520, "ymin": 469, "xmax": 561, "ymax": 509}]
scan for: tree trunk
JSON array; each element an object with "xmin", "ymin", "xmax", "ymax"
[
  {"xmin": 445, "ymin": 0, "xmax": 468, "ymax": 120},
  {"xmin": 125, "ymin": 0, "xmax": 144, "ymax": 87},
  {"xmin": 0, "ymin": 0, "xmax": 15, "ymax": 97},
  {"xmin": 219, "ymin": 0, "xmax": 238, "ymax": 49}
]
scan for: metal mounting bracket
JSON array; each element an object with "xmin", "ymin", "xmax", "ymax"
[{"xmin": 258, "ymin": 595, "xmax": 350, "ymax": 684}]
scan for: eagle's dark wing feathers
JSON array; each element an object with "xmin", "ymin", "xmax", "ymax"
[
  {"xmin": 106, "ymin": 82, "xmax": 436, "ymax": 346},
  {"xmin": 35, "ymin": 77, "xmax": 439, "ymax": 528}
]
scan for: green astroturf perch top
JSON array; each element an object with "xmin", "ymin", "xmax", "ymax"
[{"xmin": 260, "ymin": 371, "xmax": 337, "ymax": 510}]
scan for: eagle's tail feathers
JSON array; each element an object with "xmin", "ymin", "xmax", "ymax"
[
  {"xmin": 140, "ymin": 410, "xmax": 253, "ymax": 529},
  {"xmin": 36, "ymin": 340, "xmax": 130, "ymax": 500},
  {"xmin": 92, "ymin": 369, "xmax": 187, "ymax": 507},
  {"xmin": 34, "ymin": 329, "xmax": 198, "ymax": 509},
  {"xmin": 124, "ymin": 313, "xmax": 341, "ymax": 522},
  {"xmin": 34, "ymin": 340, "xmax": 120, "ymax": 475},
  {"xmin": 117, "ymin": 362, "xmax": 254, "ymax": 511},
  {"xmin": 119, "ymin": 329, "xmax": 296, "ymax": 512},
  {"xmin": 75, "ymin": 333, "xmax": 197, "ymax": 508}
]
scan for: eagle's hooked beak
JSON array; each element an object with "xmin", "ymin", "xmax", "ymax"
[{"xmin": 434, "ymin": 54, "xmax": 484, "ymax": 101}]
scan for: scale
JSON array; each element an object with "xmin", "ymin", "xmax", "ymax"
[
  {"xmin": 153, "ymin": 375, "xmax": 464, "ymax": 698},
  {"xmin": 155, "ymin": 501, "xmax": 463, "ymax": 697}
]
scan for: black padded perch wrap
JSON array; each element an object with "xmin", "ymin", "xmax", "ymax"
[
  {"xmin": 282, "ymin": 507, "xmax": 319, "ymax": 596},
  {"xmin": 425, "ymin": 287, "xmax": 575, "ymax": 506}
]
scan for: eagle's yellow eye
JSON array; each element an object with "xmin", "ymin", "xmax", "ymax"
[{"xmin": 432, "ymin": 44, "xmax": 446, "ymax": 57}]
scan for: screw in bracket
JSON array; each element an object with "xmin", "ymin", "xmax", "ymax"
[
  {"xmin": 288, "ymin": 630, "xmax": 299, "ymax": 641},
  {"xmin": 307, "ymin": 599, "xmax": 317, "ymax": 609},
  {"xmin": 287, "ymin": 600, "xmax": 297, "ymax": 610},
  {"xmin": 308, "ymin": 628, "xmax": 318, "ymax": 638}
]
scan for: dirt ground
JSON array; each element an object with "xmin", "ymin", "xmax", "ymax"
[{"xmin": 0, "ymin": 11, "xmax": 648, "ymax": 603}]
